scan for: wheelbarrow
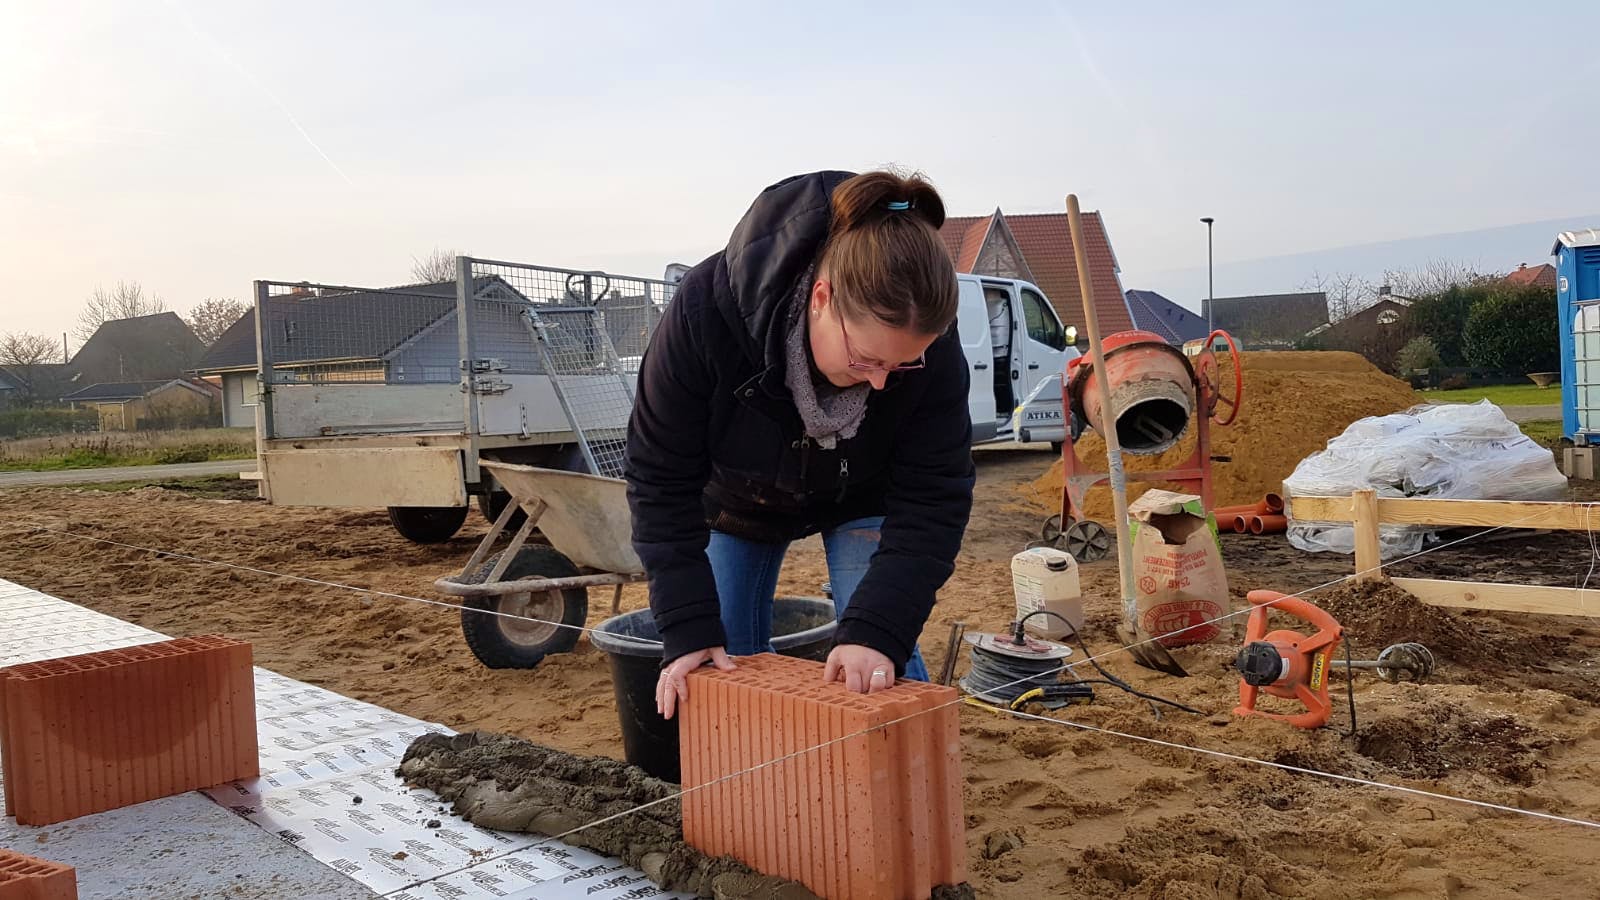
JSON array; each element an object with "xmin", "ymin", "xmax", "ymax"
[{"xmin": 436, "ymin": 460, "xmax": 645, "ymax": 669}]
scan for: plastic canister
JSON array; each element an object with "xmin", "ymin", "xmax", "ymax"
[{"xmin": 1012, "ymin": 547, "xmax": 1083, "ymax": 640}]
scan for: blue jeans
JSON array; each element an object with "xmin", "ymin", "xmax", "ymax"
[{"xmin": 706, "ymin": 515, "xmax": 931, "ymax": 681}]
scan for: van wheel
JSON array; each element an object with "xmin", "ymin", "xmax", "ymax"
[
  {"xmin": 1050, "ymin": 441, "xmax": 1064, "ymax": 455},
  {"xmin": 387, "ymin": 506, "xmax": 469, "ymax": 544},
  {"xmin": 460, "ymin": 547, "xmax": 587, "ymax": 668}
]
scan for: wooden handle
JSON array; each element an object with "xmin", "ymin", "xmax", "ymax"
[{"xmin": 1065, "ymin": 195, "xmax": 1137, "ymax": 612}]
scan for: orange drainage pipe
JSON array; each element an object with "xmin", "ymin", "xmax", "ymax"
[{"xmin": 1249, "ymin": 514, "xmax": 1288, "ymax": 535}]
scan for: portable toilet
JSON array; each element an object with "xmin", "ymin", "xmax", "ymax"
[{"xmin": 1557, "ymin": 228, "xmax": 1600, "ymax": 443}]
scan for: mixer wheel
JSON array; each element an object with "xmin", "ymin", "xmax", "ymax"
[
  {"xmin": 1063, "ymin": 519, "xmax": 1113, "ymax": 562},
  {"xmin": 1040, "ymin": 514, "xmax": 1064, "ymax": 543}
]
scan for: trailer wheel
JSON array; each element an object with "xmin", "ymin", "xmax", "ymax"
[
  {"xmin": 478, "ymin": 492, "xmax": 529, "ymax": 531},
  {"xmin": 460, "ymin": 546, "xmax": 587, "ymax": 669},
  {"xmin": 387, "ymin": 506, "xmax": 469, "ymax": 544}
]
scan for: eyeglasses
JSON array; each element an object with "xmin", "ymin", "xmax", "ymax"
[{"xmin": 835, "ymin": 308, "xmax": 926, "ymax": 373}]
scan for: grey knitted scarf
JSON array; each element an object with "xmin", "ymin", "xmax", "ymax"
[{"xmin": 783, "ymin": 266, "xmax": 869, "ymax": 450}]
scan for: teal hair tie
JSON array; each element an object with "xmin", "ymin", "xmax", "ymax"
[{"xmin": 886, "ymin": 200, "xmax": 911, "ymax": 211}]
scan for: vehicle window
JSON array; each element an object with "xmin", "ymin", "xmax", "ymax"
[{"xmin": 1021, "ymin": 289, "xmax": 1066, "ymax": 351}]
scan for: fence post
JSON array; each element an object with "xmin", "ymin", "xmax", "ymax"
[
  {"xmin": 252, "ymin": 280, "xmax": 274, "ymax": 503},
  {"xmin": 1352, "ymin": 488, "xmax": 1385, "ymax": 583},
  {"xmin": 456, "ymin": 256, "xmax": 482, "ymax": 488}
]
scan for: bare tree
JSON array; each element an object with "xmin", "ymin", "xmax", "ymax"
[
  {"xmin": 409, "ymin": 248, "xmax": 464, "ymax": 284},
  {"xmin": 0, "ymin": 332, "xmax": 58, "ymax": 367},
  {"xmin": 1299, "ymin": 270, "xmax": 1374, "ymax": 322},
  {"xmin": 0, "ymin": 332, "xmax": 63, "ymax": 405},
  {"xmin": 76, "ymin": 281, "xmax": 167, "ymax": 343},
  {"xmin": 1380, "ymin": 258, "xmax": 1489, "ymax": 298},
  {"xmin": 183, "ymin": 298, "xmax": 249, "ymax": 347}
]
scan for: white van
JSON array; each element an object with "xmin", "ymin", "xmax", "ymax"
[{"xmin": 952, "ymin": 274, "xmax": 1080, "ymax": 446}]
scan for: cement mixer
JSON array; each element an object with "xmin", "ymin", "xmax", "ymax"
[{"xmin": 1040, "ymin": 328, "xmax": 1243, "ymax": 561}]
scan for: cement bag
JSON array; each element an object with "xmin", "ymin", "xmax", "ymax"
[
  {"xmin": 1285, "ymin": 400, "xmax": 1568, "ymax": 559},
  {"xmin": 1128, "ymin": 490, "xmax": 1228, "ymax": 647}
]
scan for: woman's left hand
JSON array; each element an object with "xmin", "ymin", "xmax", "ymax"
[{"xmin": 824, "ymin": 644, "xmax": 896, "ymax": 693}]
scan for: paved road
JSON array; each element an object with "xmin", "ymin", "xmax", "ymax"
[
  {"xmin": 1500, "ymin": 404, "xmax": 1561, "ymax": 423},
  {"xmin": 0, "ymin": 459, "xmax": 254, "ymax": 489}
]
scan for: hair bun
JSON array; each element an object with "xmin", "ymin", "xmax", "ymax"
[{"xmin": 831, "ymin": 170, "xmax": 946, "ymax": 233}]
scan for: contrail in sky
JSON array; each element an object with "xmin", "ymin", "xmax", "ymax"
[{"xmin": 164, "ymin": 0, "xmax": 355, "ymax": 185}]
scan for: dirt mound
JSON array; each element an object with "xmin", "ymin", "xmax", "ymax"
[
  {"xmin": 1354, "ymin": 703, "xmax": 1550, "ymax": 785},
  {"xmin": 1311, "ymin": 580, "xmax": 1571, "ymax": 672},
  {"xmin": 1021, "ymin": 351, "xmax": 1420, "ymax": 521}
]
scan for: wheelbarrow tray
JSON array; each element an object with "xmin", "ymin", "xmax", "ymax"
[{"xmin": 481, "ymin": 460, "xmax": 644, "ymax": 575}]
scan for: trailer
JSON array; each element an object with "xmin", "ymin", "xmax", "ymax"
[{"xmin": 246, "ymin": 257, "xmax": 673, "ymax": 542}]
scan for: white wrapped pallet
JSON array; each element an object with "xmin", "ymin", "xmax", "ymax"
[{"xmin": 1284, "ymin": 400, "xmax": 1568, "ymax": 558}]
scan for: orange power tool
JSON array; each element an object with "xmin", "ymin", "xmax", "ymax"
[{"xmin": 1233, "ymin": 590, "xmax": 1343, "ymax": 729}]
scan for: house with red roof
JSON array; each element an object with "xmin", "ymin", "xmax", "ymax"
[
  {"xmin": 1504, "ymin": 262, "xmax": 1557, "ymax": 288},
  {"xmin": 939, "ymin": 209, "xmax": 1135, "ymax": 336}
]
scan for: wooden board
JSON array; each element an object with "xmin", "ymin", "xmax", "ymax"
[
  {"xmin": 1393, "ymin": 577, "xmax": 1600, "ymax": 618},
  {"xmin": 262, "ymin": 447, "xmax": 465, "ymax": 508},
  {"xmin": 1291, "ymin": 495, "xmax": 1600, "ymax": 532}
]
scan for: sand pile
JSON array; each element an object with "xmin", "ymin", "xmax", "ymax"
[{"xmin": 1022, "ymin": 351, "xmax": 1420, "ymax": 521}]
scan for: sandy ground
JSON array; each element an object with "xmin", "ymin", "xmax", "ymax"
[{"xmin": 4, "ymin": 450, "xmax": 1600, "ymax": 898}]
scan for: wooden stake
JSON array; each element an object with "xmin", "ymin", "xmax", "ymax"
[{"xmin": 1352, "ymin": 488, "xmax": 1385, "ymax": 583}]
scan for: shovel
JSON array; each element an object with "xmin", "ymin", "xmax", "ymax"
[{"xmin": 1064, "ymin": 195, "xmax": 1187, "ymax": 678}]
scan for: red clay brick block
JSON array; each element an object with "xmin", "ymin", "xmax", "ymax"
[
  {"xmin": 0, "ymin": 848, "xmax": 78, "ymax": 900},
  {"xmin": 682, "ymin": 654, "xmax": 965, "ymax": 899},
  {"xmin": 0, "ymin": 635, "xmax": 258, "ymax": 826}
]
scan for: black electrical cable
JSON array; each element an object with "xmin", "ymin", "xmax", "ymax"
[
  {"xmin": 1341, "ymin": 638, "xmax": 1359, "ymax": 738},
  {"xmin": 1016, "ymin": 610, "xmax": 1208, "ymax": 716},
  {"xmin": 963, "ymin": 643, "xmax": 1064, "ymax": 703}
]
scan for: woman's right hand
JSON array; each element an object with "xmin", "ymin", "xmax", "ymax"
[{"xmin": 656, "ymin": 646, "xmax": 737, "ymax": 720}]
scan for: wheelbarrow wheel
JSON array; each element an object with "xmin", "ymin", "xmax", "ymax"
[
  {"xmin": 460, "ymin": 546, "xmax": 588, "ymax": 669},
  {"xmin": 388, "ymin": 505, "xmax": 468, "ymax": 544}
]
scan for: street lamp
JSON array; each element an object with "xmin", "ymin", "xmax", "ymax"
[{"xmin": 1200, "ymin": 217, "xmax": 1215, "ymax": 333}]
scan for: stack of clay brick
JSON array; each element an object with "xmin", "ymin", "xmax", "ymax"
[
  {"xmin": 0, "ymin": 849, "xmax": 76, "ymax": 900},
  {"xmin": 681, "ymin": 653, "xmax": 964, "ymax": 900},
  {"xmin": 0, "ymin": 635, "xmax": 259, "ymax": 826}
]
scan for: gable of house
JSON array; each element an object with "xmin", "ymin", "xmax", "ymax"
[
  {"xmin": 71, "ymin": 312, "xmax": 205, "ymax": 385},
  {"xmin": 941, "ymin": 209, "xmax": 1134, "ymax": 336}
]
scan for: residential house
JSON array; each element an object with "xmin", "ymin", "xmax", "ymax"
[
  {"xmin": 0, "ymin": 363, "xmax": 74, "ymax": 407},
  {"xmin": 63, "ymin": 379, "xmax": 220, "ymax": 431},
  {"xmin": 1307, "ymin": 290, "xmax": 1415, "ymax": 371},
  {"xmin": 1504, "ymin": 262, "xmax": 1558, "ymax": 288},
  {"xmin": 0, "ymin": 367, "xmax": 22, "ymax": 411},
  {"xmin": 940, "ymin": 209, "xmax": 1135, "ymax": 336},
  {"xmin": 1201, "ymin": 292, "xmax": 1330, "ymax": 350},
  {"xmin": 1124, "ymin": 289, "xmax": 1212, "ymax": 345},
  {"xmin": 69, "ymin": 312, "xmax": 205, "ymax": 387},
  {"xmin": 193, "ymin": 277, "xmax": 534, "ymax": 428}
]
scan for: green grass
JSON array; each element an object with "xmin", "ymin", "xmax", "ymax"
[
  {"xmin": 57, "ymin": 474, "xmax": 262, "ymax": 500},
  {"xmin": 1416, "ymin": 382, "xmax": 1560, "ymax": 407},
  {"xmin": 1518, "ymin": 419, "xmax": 1564, "ymax": 450},
  {"xmin": 0, "ymin": 428, "xmax": 255, "ymax": 472}
]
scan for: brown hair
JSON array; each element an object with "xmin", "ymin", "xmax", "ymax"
[{"xmin": 820, "ymin": 170, "xmax": 958, "ymax": 335}]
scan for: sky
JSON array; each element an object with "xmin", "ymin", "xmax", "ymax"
[{"xmin": 4, "ymin": 0, "xmax": 1599, "ymax": 346}]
